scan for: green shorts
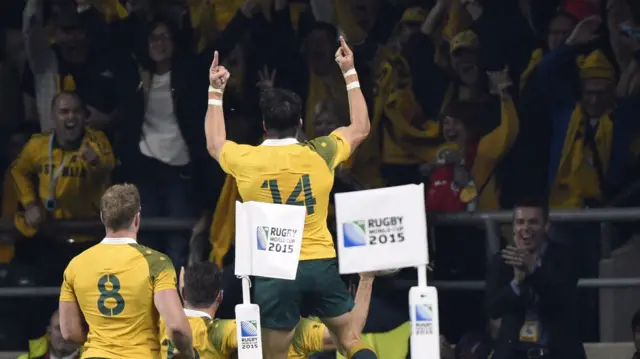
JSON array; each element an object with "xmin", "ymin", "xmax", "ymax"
[{"xmin": 254, "ymin": 258, "xmax": 354, "ymax": 330}]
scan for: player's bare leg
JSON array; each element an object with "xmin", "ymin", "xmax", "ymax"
[
  {"xmin": 261, "ymin": 327, "xmax": 295, "ymax": 359},
  {"xmin": 322, "ymin": 312, "xmax": 377, "ymax": 358}
]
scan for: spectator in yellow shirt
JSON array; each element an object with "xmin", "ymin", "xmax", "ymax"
[{"xmin": 10, "ymin": 91, "xmax": 115, "ymax": 284}]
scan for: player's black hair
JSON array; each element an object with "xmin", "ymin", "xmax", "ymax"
[
  {"xmin": 183, "ymin": 262, "xmax": 223, "ymax": 308},
  {"xmin": 259, "ymin": 88, "xmax": 302, "ymax": 135},
  {"xmin": 513, "ymin": 197, "xmax": 549, "ymax": 222}
]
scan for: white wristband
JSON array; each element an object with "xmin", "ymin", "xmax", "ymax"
[
  {"xmin": 208, "ymin": 86, "xmax": 223, "ymax": 94},
  {"xmin": 208, "ymin": 99, "xmax": 223, "ymax": 106},
  {"xmin": 343, "ymin": 69, "xmax": 357, "ymax": 78},
  {"xmin": 346, "ymin": 81, "xmax": 360, "ymax": 91}
]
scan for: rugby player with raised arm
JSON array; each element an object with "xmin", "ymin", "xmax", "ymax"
[
  {"xmin": 204, "ymin": 37, "xmax": 374, "ymax": 359},
  {"xmin": 58, "ymin": 184, "xmax": 194, "ymax": 359}
]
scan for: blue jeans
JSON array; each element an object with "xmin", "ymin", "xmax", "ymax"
[{"xmin": 136, "ymin": 173, "xmax": 196, "ymax": 272}]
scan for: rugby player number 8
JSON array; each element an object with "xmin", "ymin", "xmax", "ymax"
[{"xmin": 261, "ymin": 174, "xmax": 317, "ymax": 214}]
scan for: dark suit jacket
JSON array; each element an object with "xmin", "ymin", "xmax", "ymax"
[{"xmin": 486, "ymin": 241, "xmax": 586, "ymax": 359}]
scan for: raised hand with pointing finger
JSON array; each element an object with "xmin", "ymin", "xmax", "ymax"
[
  {"xmin": 335, "ymin": 36, "xmax": 355, "ymax": 73},
  {"xmin": 209, "ymin": 51, "xmax": 231, "ymax": 91}
]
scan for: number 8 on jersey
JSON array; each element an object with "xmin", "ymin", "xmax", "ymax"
[{"xmin": 97, "ymin": 274, "xmax": 126, "ymax": 316}]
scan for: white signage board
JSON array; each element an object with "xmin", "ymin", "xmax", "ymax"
[
  {"xmin": 234, "ymin": 201, "xmax": 305, "ymax": 280},
  {"xmin": 335, "ymin": 184, "xmax": 428, "ymax": 274}
]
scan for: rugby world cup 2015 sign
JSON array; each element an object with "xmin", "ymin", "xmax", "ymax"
[{"xmin": 335, "ymin": 184, "xmax": 429, "ymax": 274}]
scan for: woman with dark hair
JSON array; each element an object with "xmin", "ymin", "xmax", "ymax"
[{"xmin": 110, "ymin": 3, "xmax": 261, "ymax": 271}]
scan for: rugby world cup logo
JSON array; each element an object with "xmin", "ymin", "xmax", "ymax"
[
  {"xmin": 256, "ymin": 226, "xmax": 269, "ymax": 251},
  {"xmin": 415, "ymin": 304, "xmax": 433, "ymax": 322},
  {"xmin": 240, "ymin": 320, "xmax": 258, "ymax": 337},
  {"xmin": 343, "ymin": 220, "xmax": 367, "ymax": 248}
]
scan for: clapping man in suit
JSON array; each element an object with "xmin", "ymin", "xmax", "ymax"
[{"xmin": 486, "ymin": 198, "xmax": 586, "ymax": 359}]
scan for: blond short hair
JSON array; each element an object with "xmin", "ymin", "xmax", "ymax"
[{"xmin": 100, "ymin": 184, "xmax": 141, "ymax": 231}]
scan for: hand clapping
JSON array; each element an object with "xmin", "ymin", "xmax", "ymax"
[{"xmin": 501, "ymin": 245, "xmax": 536, "ymax": 274}]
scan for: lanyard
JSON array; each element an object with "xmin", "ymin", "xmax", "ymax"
[{"xmin": 46, "ymin": 134, "xmax": 71, "ymax": 212}]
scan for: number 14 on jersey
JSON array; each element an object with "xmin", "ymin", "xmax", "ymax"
[{"xmin": 261, "ymin": 174, "xmax": 317, "ymax": 214}]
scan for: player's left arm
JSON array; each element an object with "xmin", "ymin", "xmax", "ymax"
[
  {"xmin": 204, "ymin": 50, "xmax": 230, "ymax": 162},
  {"xmin": 321, "ymin": 273, "xmax": 375, "ymax": 350},
  {"xmin": 59, "ymin": 262, "xmax": 87, "ymax": 344},
  {"xmin": 333, "ymin": 37, "xmax": 370, "ymax": 156}
]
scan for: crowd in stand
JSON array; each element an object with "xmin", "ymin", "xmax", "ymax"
[{"xmin": 1, "ymin": 0, "xmax": 640, "ymax": 357}]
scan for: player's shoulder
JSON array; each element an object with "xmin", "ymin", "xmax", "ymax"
[
  {"xmin": 65, "ymin": 243, "xmax": 101, "ymax": 268},
  {"xmin": 188, "ymin": 316, "xmax": 210, "ymax": 339},
  {"xmin": 223, "ymin": 140, "xmax": 257, "ymax": 155},
  {"xmin": 208, "ymin": 318, "xmax": 235, "ymax": 332},
  {"xmin": 127, "ymin": 244, "xmax": 174, "ymax": 278},
  {"xmin": 63, "ymin": 253, "xmax": 82, "ymax": 276},
  {"xmin": 302, "ymin": 133, "xmax": 340, "ymax": 149},
  {"xmin": 62, "ymin": 245, "xmax": 102, "ymax": 281},
  {"xmin": 300, "ymin": 133, "xmax": 344, "ymax": 168},
  {"xmin": 207, "ymin": 319, "xmax": 235, "ymax": 346}
]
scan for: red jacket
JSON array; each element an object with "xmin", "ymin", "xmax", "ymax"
[
  {"xmin": 425, "ymin": 141, "xmax": 479, "ymax": 212},
  {"xmin": 426, "ymin": 166, "xmax": 467, "ymax": 212}
]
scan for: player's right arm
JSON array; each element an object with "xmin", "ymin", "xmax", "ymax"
[
  {"xmin": 59, "ymin": 260, "xmax": 87, "ymax": 344},
  {"xmin": 153, "ymin": 259, "xmax": 194, "ymax": 359},
  {"xmin": 204, "ymin": 50, "xmax": 232, "ymax": 162},
  {"xmin": 333, "ymin": 36, "xmax": 370, "ymax": 155}
]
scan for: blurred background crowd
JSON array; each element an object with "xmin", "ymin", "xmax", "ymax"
[{"xmin": 2, "ymin": 0, "xmax": 640, "ymax": 357}]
